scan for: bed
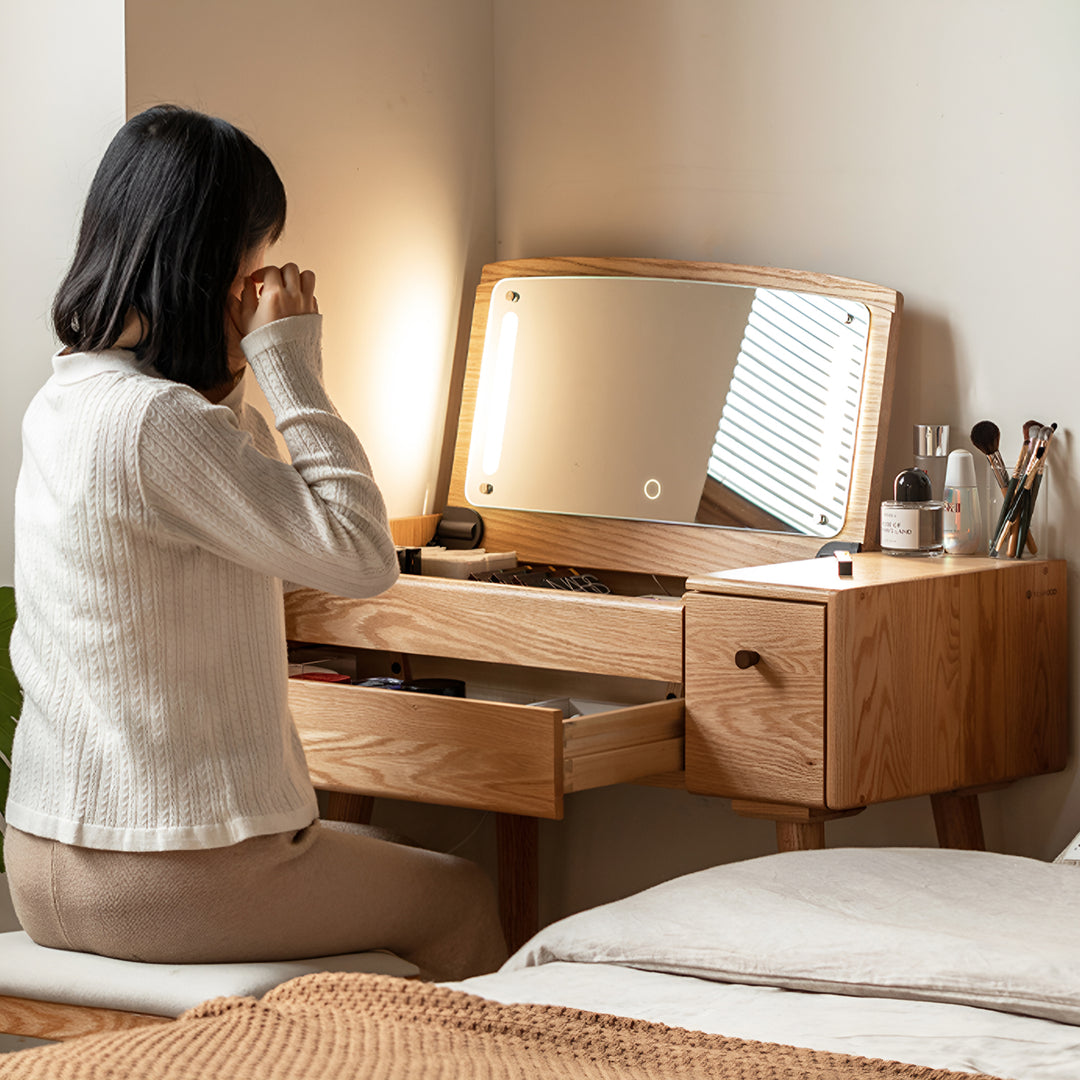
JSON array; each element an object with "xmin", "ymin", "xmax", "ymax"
[{"xmin": 0, "ymin": 846, "xmax": 1077, "ymax": 1079}]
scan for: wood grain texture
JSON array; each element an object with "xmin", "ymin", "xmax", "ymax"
[
  {"xmin": 290, "ymin": 681, "xmax": 564, "ymax": 818},
  {"xmin": 445, "ymin": 257, "xmax": 901, "ymax": 576},
  {"xmin": 684, "ymin": 595, "xmax": 826, "ymax": 805},
  {"xmin": 775, "ymin": 821, "xmax": 826, "ymax": 851},
  {"xmin": 685, "ymin": 554, "xmax": 1068, "ymax": 813},
  {"xmin": 730, "ymin": 801, "xmax": 865, "ymax": 824},
  {"xmin": 826, "ymin": 558, "xmax": 1068, "ymax": 808},
  {"xmin": 564, "ymin": 738, "xmax": 685, "ymax": 795},
  {"xmin": 292, "ymin": 682, "xmax": 685, "ymax": 816},
  {"xmin": 284, "ymin": 578, "xmax": 684, "ymax": 682},
  {"xmin": 562, "ymin": 700, "xmax": 684, "ymax": 793},
  {"xmin": 561, "ymin": 699, "xmax": 684, "ymax": 757},
  {"xmin": 495, "ymin": 814, "xmax": 539, "ymax": 954},
  {"xmin": 322, "ymin": 791, "xmax": 375, "ymax": 825},
  {"xmin": 0, "ymin": 996, "xmax": 169, "ymax": 1040},
  {"xmin": 388, "ymin": 515, "xmax": 441, "ymax": 547},
  {"xmin": 931, "ymin": 791, "xmax": 986, "ymax": 850},
  {"xmin": 688, "ymin": 552, "xmax": 1042, "ymax": 600}
]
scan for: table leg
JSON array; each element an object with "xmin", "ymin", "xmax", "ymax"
[
  {"xmin": 495, "ymin": 813, "xmax": 539, "ymax": 954},
  {"xmin": 775, "ymin": 820, "xmax": 826, "ymax": 851},
  {"xmin": 930, "ymin": 791, "xmax": 986, "ymax": 850},
  {"xmin": 322, "ymin": 791, "xmax": 375, "ymax": 825},
  {"xmin": 731, "ymin": 799, "xmax": 864, "ymax": 853}
]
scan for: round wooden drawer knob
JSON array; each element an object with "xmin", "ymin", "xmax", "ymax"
[{"xmin": 734, "ymin": 649, "xmax": 761, "ymax": 669}]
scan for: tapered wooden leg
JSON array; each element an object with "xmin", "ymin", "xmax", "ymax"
[
  {"xmin": 322, "ymin": 791, "xmax": 375, "ymax": 825},
  {"xmin": 931, "ymin": 791, "xmax": 985, "ymax": 850},
  {"xmin": 495, "ymin": 813, "xmax": 539, "ymax": 954},
  {"xmin": 775, "ymin": 820, "xmax": 826, "ymax": 851},
  {"xmin": 731, "ymin": 800, "xmax": 864, "ymax": 853}
]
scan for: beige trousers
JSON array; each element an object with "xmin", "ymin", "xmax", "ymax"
[{"xmin": 5, "ymin": 822, "xmax": 506, "ymax": 981}]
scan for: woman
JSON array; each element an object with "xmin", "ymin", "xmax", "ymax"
[{"xmin": 3, "ymin": 105, "xmax": 505, "ymax": 980}]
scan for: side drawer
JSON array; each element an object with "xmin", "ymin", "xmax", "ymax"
[
  {"xmin": 289, "ymin": 681, "xmax": 684, "ymax": 819},
  {"xmin": 684, "ymin": 593, "xmax": 826, "ymax": 806}
]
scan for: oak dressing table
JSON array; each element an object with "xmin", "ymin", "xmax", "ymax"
[{"xmin": 284, "ymin": 258, "xmax": 1068, "ymax": 950}]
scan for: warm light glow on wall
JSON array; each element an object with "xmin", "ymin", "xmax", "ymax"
[{"xmin": 357, "ymin": 261, "xmax": 457, "ymax": 517}]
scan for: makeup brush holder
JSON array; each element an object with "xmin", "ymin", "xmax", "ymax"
[{"xmin": 985, "ymin": 461, "xmax": 1049, "ymax": 558}]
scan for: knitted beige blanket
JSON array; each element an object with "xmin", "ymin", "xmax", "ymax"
[{"xmin": 0, "ymin": 973, "xmax": 1005, "ymax": 1080}]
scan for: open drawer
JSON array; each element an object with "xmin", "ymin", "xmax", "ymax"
[{"xmin": 289, "ymin": 681, "xmax": 684, "ymax": 819}]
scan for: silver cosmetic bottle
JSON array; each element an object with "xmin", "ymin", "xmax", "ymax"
[{"xmin": 913, "ymin": 424, "xmax": 950, "ymax": 500}]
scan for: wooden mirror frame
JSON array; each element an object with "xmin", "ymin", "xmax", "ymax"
[{"xmin": 447, "ymin": 257, "xmax": 901, "ymax": 578}]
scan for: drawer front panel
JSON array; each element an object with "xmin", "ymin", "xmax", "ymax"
[
  {"xmin": 684, "ymin": 594, "xmax": 826, "ymax": 806},
  {"xmin": 290, "ymin": 683, "xmax": 685, "ymax": 819},
  {"xmin": 290, "ymin": 681, "xmax": 563, "ymax": 818},
  {"xmin": 284, "ymin": 582, "xmax": 684, "ymax": 681}
]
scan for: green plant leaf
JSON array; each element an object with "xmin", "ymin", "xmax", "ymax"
[{"xmin": 0, "ymin": 586, "xmax": 21, "ymax": 874}]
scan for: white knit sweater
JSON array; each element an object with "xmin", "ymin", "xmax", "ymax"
[{"xmin": 7, "ymin": 314, "xmax": 399, "ymax": 850}]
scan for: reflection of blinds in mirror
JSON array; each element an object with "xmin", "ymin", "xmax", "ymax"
[{"xmin": 708, "ymin": 289, "xmax": 869, "ymax": 537}]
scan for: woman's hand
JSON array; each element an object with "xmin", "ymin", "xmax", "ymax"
[{"xmin": 228, "ymin": 263, "xmax": 318, "ymax": 341}]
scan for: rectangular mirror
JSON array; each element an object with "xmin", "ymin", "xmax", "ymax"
[
  {"xmin": 465, "ymin": 276, "xmax": 870, "ymax": 538},
  {"xmin": 448, "ymin": 258, "xmax": 901, "ymax": 577}
]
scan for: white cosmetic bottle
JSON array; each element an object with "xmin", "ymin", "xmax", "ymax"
[{"xmin": 943, "ymin": 449, "xmax": 983, "ymax": 555}]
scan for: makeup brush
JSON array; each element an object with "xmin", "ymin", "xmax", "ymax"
[
  {"xmin": 1019, "ymin": 423, "xmax": 1056, "ymax": 556},
  {"xmin": 1009, "ymin": 438, "xmax": 1046, "ymax": 556},
  {"xmin": 991, "ymin": 420, "xmax": 1043, "ymax": 555},
  {"xmin": 992, "ymin": 426, "xmax": 1030, "ymax": 553},
  {"xmin": 969, "ymin": 421, "xmax": 1010, "ymax": 494},
  {"xmin": 1030, "ymin": 423, "xmax": 1055, "ymax": 506},
  {"xmin": 999, "ymin": 424, "xmax": 1055, "ymax": 556}
]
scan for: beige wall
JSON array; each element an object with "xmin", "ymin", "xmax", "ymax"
[
  {"xmin": 126, "ymin": 0, "xmax": 496, "ymax": 517},
  {"xmin": 0, "ymin": 0, "xmax": 126, "ymax": 586},
  {"xmin": 0, "ymin": 0, "xmax": 125, "ymax": 948},
  {"xmin": 491, "ymin": 0, "xmax": 1080, "ymax": 917}
]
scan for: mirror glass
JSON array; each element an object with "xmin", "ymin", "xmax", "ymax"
[{"xmin": 465, "ymin": 276, "xmax": 871, "ymax": 537}]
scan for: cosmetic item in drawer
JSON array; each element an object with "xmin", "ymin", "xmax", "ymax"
[{"xmin": 289, "ymin": 680, "xmax": 684, "ymax": 818}]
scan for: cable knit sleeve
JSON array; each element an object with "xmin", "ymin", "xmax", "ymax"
[{"xmin": 135, "ymin": 313, "xmax": 400, "ymax": 599}]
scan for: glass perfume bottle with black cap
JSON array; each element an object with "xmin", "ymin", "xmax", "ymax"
[{"xmin": 880, "ymin": 468, "xmax": 944, "ymax": 556}]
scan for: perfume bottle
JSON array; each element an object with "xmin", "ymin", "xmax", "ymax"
[
  {"xmin": 880, "ymin": 468, "xmax": 944, "ymax": 556},
  {"xmin": 913, "ymin": 424, "xmax": 950, "ymax": 499},
  {"xmin": 943, "ymin": 449, "xmax": 983, "ymax": 555}
]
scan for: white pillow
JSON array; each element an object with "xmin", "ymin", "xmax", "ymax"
[{"xmin": 506, "ymin": 847, "xmax": 1080, "ymax": 1025}]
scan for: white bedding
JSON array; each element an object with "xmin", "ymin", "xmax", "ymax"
[
  {"xmin": 448, "ymin": 848, "xmax": 1080, "ymax": 1080},
  {"xmin": 454, "ymin": 962, "xmax": 1080, "ymax": 1079}
]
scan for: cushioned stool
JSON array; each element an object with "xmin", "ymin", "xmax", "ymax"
[{"xmin": 0, "ymin": 930, "xmax": 418, "ymax": 1041}]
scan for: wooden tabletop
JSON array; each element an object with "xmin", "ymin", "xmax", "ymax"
[{"xmin": 686, "ymin": 553, "xmax": 1060, "ymax": 602}]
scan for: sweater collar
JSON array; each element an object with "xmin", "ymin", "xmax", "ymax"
[
  {"xmin": 50, "ymin": 348, "xmax": 249, "ymax": 412},
  {"xmin": 51, "ymin": 347, "xmax": 154, "ymax": 385}
]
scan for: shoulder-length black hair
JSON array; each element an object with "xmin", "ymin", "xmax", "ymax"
[{"xmin": 52, "ymin": 104, "xmax": 286, "ymax": 391}]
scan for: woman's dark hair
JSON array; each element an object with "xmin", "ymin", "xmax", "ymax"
[{"xmin": 52, "ymin": 105, "xmax": 286, "ymax": 390}]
